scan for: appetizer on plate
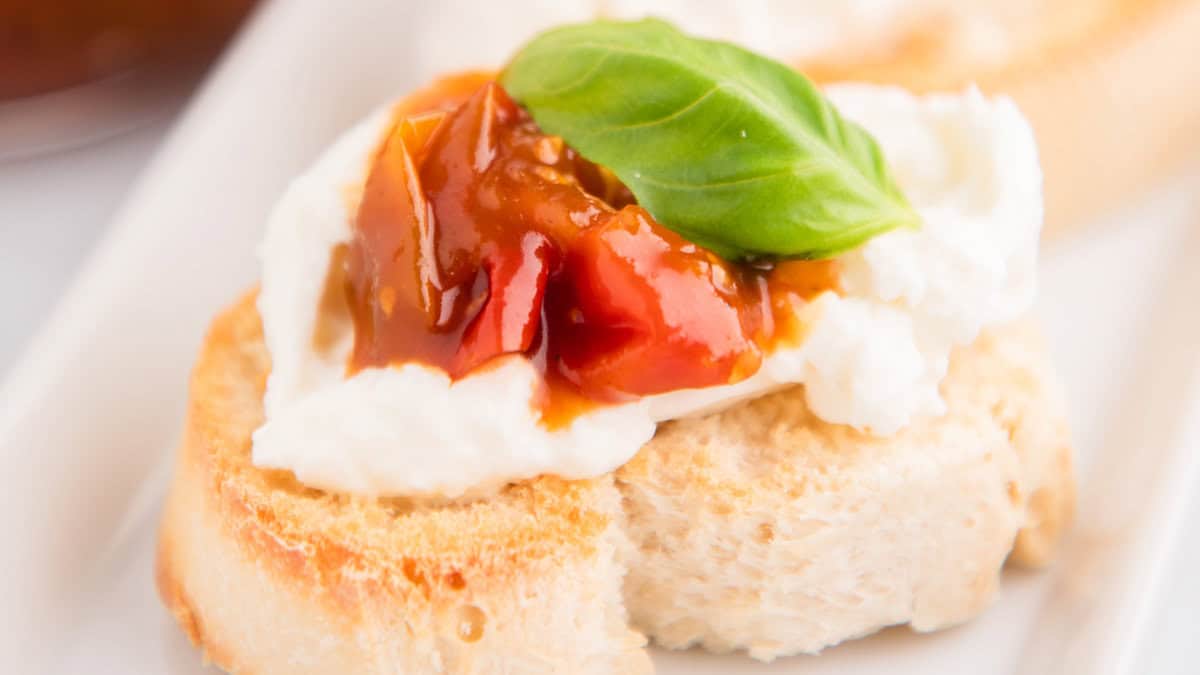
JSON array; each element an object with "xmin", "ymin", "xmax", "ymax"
[{"xmin": 157, "ymin": 19, "xmax": 1074, "ymax": 674}]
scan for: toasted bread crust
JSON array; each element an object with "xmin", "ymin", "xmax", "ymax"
[
  {"xmin": 804, "ymin": 0, "xmax": 1200, "ymax": 235},
  {"xmin": 159, "ymin": 295, "xmax": 1073, "ymax": 671},
  {"xmin": 156, "ymin": 293, "xmax": 651, "ymax": 674}
]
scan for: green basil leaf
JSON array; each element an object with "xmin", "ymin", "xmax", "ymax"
[{"xmin": 500, "ymin": 18, "xmax": 920, "ymax": 260}]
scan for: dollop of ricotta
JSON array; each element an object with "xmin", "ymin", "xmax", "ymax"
[{"xmin": 252, "ymin": 84, "xmax": 1041, "ymax": 499}]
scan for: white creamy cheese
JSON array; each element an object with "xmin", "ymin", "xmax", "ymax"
[
  {"xmin": 412, "ymin": 2, "xmax": 1025, "ymax": 90},
  {"xmin": 600, "ymin": 0, "xmax": 916, "ymax": 60},
  {"xmin": 599, "ymin": 0, "xmax": 1034, "ymax": 68},
  {"xmin": 410, "ymin": 1, "xmax": 912, "ymax": 79},
  {"xmin": 252, "ymin": 85, "xmax": 1042, "ymax": 499}
]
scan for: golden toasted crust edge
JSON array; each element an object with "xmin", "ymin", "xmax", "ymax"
[
  {"xmin": 158, "ymin": 294, "xmax": 1073, "ymax": 670},
  {"xmin": 155, "ymin": 293, "xmax": 650, "ymax": 674}
]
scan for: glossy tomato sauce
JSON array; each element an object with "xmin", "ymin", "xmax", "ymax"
[{"xmin": 346, "ymin": 74, "xmax": 838, "ymax": 427}]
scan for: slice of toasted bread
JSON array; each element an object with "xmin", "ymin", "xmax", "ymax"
[
  {"xmin": 158, "ymin": 295, "xmax": 1073, "ymax": 671},
  {"xmin": 156, "ymin": 293, "xmax": 652, "ymax": 675},
  {"xmin": 801, "ymin": 0, "xmax": 1200, "ymax": 237},
  {"xmin": 618, "ymin": 319, "xmax": 1074, "ymax": 660}
]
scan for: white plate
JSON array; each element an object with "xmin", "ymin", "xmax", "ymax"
[{"xmin": 2, "ymin": 1, "xmax": 1200, "ymax": 673}]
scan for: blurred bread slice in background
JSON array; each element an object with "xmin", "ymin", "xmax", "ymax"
[{"xmin": 799, "ymin": 0, "xmax": 1200, "ymax": 238}]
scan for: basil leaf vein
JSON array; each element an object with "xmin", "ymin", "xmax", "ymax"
[{"xmin": 501, "ymin": 19, "xmax": 920, "ymax": 260}]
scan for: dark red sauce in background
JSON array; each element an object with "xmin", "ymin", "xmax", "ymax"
[
  {"xmin": 346, "ymin": 73, "xmax": 838, "ymax": 427},
  {"xmin": 0, "ymin": 0, "xmax": 257, "ymax": 101}
]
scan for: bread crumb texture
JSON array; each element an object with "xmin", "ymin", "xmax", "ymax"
[
  {"xmin": 158, "ymin": 293, "xmax": 1072, "ymax": 672},
  {"xmin": 619, "ymin": 317, "xmax": 1073, "ymax": 659}
]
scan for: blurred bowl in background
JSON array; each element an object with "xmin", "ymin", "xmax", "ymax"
[{"xmin": 0, "ymin": 0, "xmax": 258, "ymax": 159}]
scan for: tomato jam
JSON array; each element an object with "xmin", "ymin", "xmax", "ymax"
[{"xmin": 346, "ymin": 74, "xmax": 838, "ymax": 427}]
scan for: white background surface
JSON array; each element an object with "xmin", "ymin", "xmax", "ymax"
[
  {"xmin": 0, "ymin": 119, "xmax": 174, "ymax": 375},
  {"xmin": 1, "ymin": 1, "xmax": 1198, "ymax": 672}
]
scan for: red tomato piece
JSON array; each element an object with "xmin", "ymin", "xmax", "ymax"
[
  {"xmin": 548, "ymin": 207, "xmax": 760, "ymax": 400},
  {"xmin": 454, "ymin": 231, "xmax": 555, "ymax": 374}
]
